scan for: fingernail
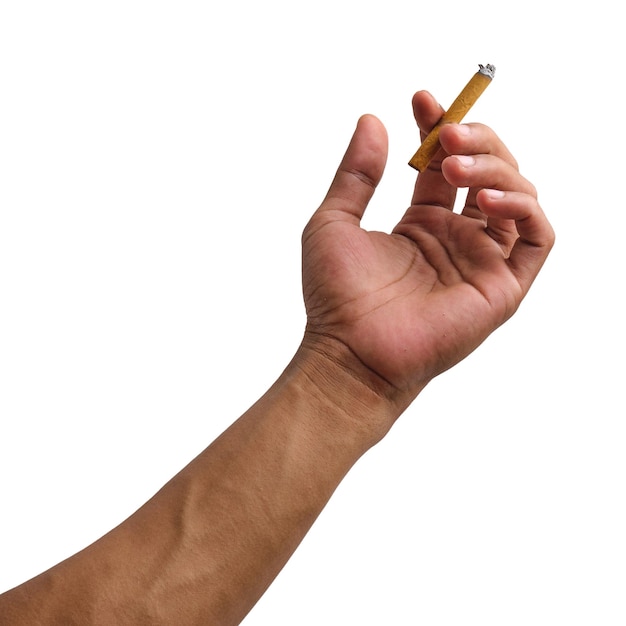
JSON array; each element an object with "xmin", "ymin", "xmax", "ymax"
[
  {"xmin": 454, "ymin": 155, "xmax": 475, "ymax": 167},
  {"xmin": 484, "ymin": 188, "xmax": 505, "ymax": 199}
]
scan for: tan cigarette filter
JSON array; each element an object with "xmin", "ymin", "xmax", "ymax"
[{"xmin": 409, "ymin": 64, "xmax": 495, "ymax": 172}]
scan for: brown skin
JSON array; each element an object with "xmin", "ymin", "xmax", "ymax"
[{"xmin": 0, "ymin": 91, "xmax": 554, "ymax": 625}]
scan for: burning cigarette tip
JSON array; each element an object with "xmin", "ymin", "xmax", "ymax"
[{"xmin": 478, "ymin": 63, "xmax": 496, "ymax": 79}]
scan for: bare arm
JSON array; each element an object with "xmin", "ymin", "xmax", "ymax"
[
  {"xmin": 0, "ymin": 91, "xmax": 554, "ymax": 625},
  {"xmin": 1, "ymin": 344, "xmax": 393, "ymax": 625}
]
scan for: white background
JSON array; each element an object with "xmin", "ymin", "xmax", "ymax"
[{"xmin": 1, "ymin": 1, "xmax": 624, "ymax": 624}]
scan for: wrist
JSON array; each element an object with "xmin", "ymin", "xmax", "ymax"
[{"xmin": 291, "ymin": 331, "xmax": 423, "ymax": 448}]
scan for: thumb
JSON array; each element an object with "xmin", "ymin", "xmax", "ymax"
[{"xmin": 318, "ymin": 114, "xmax": 388, "ymax": 225}]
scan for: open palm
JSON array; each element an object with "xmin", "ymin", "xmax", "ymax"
[{"xmin": 301, "ymin": 93, "xmax": 554, "ymax": 399}]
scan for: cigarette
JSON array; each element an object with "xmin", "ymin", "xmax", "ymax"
[{"xmin": 408, "ymin": 64, "xmax": 496, "ymax": 172}]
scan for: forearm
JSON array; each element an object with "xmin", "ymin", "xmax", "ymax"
[{"xmin": 0, "ymin": 340, "xmax": 404, "ymax": 625}]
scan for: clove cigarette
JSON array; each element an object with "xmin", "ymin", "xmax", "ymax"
[{"xmin": 408, "ymin": 64, "xmax": 496, "ymax": 172}]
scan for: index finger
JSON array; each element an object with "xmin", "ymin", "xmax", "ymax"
[{"xmin": 410, "ymin": 91, "xmax": 457, "ymax": 210}]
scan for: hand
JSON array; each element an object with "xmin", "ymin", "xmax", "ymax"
[{"xmin": 301, "ymin": 91, "xmax": 554, "ymax": 406}]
